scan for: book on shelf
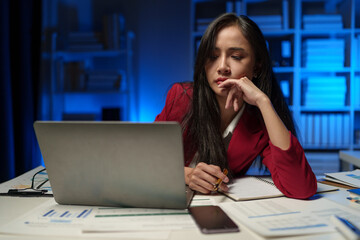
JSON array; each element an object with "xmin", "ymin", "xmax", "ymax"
[
  {"xmin": 225, "ymin": 0, "xmax": 235, "ymax": 13},
  {"xmin": 302, "ymin": 14, "xmax": 343, "ymax": 30},
  {"xmin": 102, "ymin": 107, "xmax": 121, "ymax": 121},
  {"xmin": 280, "ymin": 40, "xmax": 291, "ymax": 66},
  {"xmin": 303, "ymin": 39, "xmax": 345, "ymax": 48},
  {"xmin": 335, "ymin": 114, "xmax": 343, "ymax": 147},
  {"xmin": 103, "ymin": 13, "xmax": 126, "ymax": 50},
  {"xmin": 302, "ymin": 48, "xmax": 344, "ymax": 57},
  {"xmin": 301, "ymin": 47, "xmax": 343, "ymax": 56},
  {"xmin": 300, "ymin": 113, "xmax": 350, "ymax": 148},
  {"xmin": 279, "ymin": 80, "xmax": 290, "ymax": 98},
  {"xmin": 358, "ymin": 35, "xmax": 360, "ymax": 68},
  {"xmin": 343, "ymin": 114, "xmax": 350, "ymax": 146},
  {"xmin": 356, "ymin": 130, "xmax": 360, "ymax": 145},
  {"xmin": 314, "ymin": 114, "xmax": 321, "ymax": 145},
  {"xmin": 62, "ymin": 113, "xmax": 97, "ymax": 121},
  {"xmin": 196, "ymin": 18, "xmax": 213, "ymax": 32},
  {"xmin": 306, "ymin": 114, "xmax": 313, "ymax": 145},
  {"xmin": 302, "ymin": 76, "xmax": 347, "ymax": 107},
  {"xmin": 354, "ymin": 35, "xmax": 360, "ymax": 69},
  {"xmin": 249, "ymin": 15, "xmax": 283, "ymax": 31},
  {"xmin": 258, "ymin": 23, "xmax": 283, "ymax": 31},
  {"xmin": 282, "ymin": 0, "xmax": 289, "ymax": 29},
  {"xmin": 302, "ymin": 39, "xmax": 345, "ymax": 68},
  {"xmin": 67, "ymin": 44, "xmax": 104, "ymax": 51},
  {"xmin": 321, "ymin": 114, "xmax": 328, "ymax": 146},
  {"xmin": 303, "ymin": 62, "xmax": 344, "ymax": 69},
  {"xmin": 234, "ymin": 1, "xmax": 241, "ymax": 15},
  {"xmin": 303, "ymin": 95, "xmax": 346, "ymax": 107},
  {"xmin": 66, "ymin": 31, "xmax": 105, "ymax": 52},
  {"xmin": 249, "ymin": 15, "xmax": 282, "ymax": 23},
  {"xmin": 305, "ymin": 86, "xmax": 347, "ymax": 93},
  {"xmin": 68, "ymin": 31, "xmax": 103, "ymax": 42},
  {"xmin": 85, "ymin": 71, "xmax": 122, "ymax": 91},
  {"xmin": 303, "ymin": 23, "xmax": 343, "ymax": 30},
  {"xmin": 281, "ymin": 40, "xmax": 291, "ymax": 58},
  {"xmin": 305, "ymin": 90, "xmax": 346, "ymax": 97},
  {"xmin": 303, "ymin": 14, "xmax": 342, "ymax": 22},
  {"xmin": 328, "ymin": 114, "xmax": 336, "ymax": 147},
  {"xmin": 303, "ymin": 100, "xmax": 345, "ymax": 108},
  {"xmin": 354, "ymin": 76, "xmax": 360, "ymax": 107},
  {"xmin": 302, "ymin": 54, "xmax": 344, "ymax": 62},
  {"xmin": 300, "ymin": 114, "xmax": 306, "ymax": 144},
  {"xmin": 304, "ymin": 76, "xmax": 346, "ymax": 85},
  {"xmin": 63, "ymin": 62, "xmax": 86, "ymax": 91}
]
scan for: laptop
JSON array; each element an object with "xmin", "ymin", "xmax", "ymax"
[{"xmin": 33, "ymin": 121, "xmax": 193, "ymax": 209}]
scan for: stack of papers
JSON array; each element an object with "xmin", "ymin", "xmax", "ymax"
[
  {"xmin": 220, "ymin": 197, "xmax": 360, "ymax": 238},
  {"xmin": 0, "ymin": 198, "xmax": 196, "ymax": 239},
  {"xmin": 324, "ymin": 169, "xmax": 360, "ymax": 188}
]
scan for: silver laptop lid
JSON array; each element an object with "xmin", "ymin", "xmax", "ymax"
[{"xmin": 34, "ymin": 121, "xmax": 188, "ymax": 209}]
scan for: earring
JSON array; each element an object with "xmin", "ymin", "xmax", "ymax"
[{"xmin": 253, "ymin": 72, "xmax": 258, "ymax": 78}]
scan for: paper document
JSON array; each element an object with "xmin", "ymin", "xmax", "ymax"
[
  {"xmin": 220, "ymin": 197, "xmax": 360, "ymax": 238},
  {"xmin": 189, "ymin": 194, "xmax": 217, "ymax": 207},
  {"xmin": 224, "ymin": 176, "xmax": 338, "ymax": 201},
  {"xmin": 0, "ymin": 198, "xmax": 196, "ymax": 238},
  {"xmin": 324, "ymin": 169, "xmax": 360, "ymax": 188},
  {"xmin": 0, "ymin": 165, "xmax": 52, "ymax": 194},
  {"xmin": 225, "ymin": 176, "xmax": 282, "ymax": 200}
]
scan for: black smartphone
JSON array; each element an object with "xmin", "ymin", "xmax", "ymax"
[{"xmin": 189, "ymin": 206, "xmax": 240, "ymax": 234}]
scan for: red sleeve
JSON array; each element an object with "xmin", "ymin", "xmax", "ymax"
[
  {"xmin": 261, "ymin": 132, "xmax": 317, "ymax": 199},
  {"xmin": 155, "ymin": 83, "xmax": 195, "ymax": 164},
  {"xmin": 155, "ymin": 85, "xmax": 178, "ymax": 121},
  {"xmin": 155, "ymin": 83, "xmax": 191, "ymax": 122}
]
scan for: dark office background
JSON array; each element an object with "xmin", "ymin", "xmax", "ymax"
[
  {"xmin": 1, "ymin": 0, "xmax": 191, "ymax": 182},
  {"xmin": 1, "ymin": 0, "xmax": 359, "ymax": 183},
  {"xmin": 1, "ymin": 0, "xmax": 43, "ymax": 183}
]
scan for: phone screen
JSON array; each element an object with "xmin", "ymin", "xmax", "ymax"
[{"xmin": 189, "ymin": 206, "xmax": 240, "ymax": 234}]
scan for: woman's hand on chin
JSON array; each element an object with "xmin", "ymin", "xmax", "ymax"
[{"xmin": 218, "ymin": 77, "xmax": 269, "ymax": 110}]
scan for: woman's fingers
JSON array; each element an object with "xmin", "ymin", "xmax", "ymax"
[
  {"xmin": 220, "ymin": 182, "xmax": 229, "ymax": 192},
  {"xmin": 225, "ymin": 87, "xmax": 235, "ymax": 109},
  {"xmin": 219, "ymin": 77, "xmax": 265, "ymax": 108},
  {"xmin": 188, "ymin": 163, "xmax": 229, "ymax": 194},
  {"xmin": 224, "ymin": 83, "xmax": 242, "ymax": 111}
]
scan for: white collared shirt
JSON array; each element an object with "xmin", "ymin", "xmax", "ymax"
[
  {"xmin": 222, "ymin": 104, "xmax": 245, "ymax": 150},
  {"xmin": 222, "ymin": 104, "xmax": 245, "ymax": 139}
]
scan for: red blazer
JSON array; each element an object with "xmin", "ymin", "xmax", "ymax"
[{"xmin": 155, "ymin": 83, "xmax": 317, "ymax": 199}]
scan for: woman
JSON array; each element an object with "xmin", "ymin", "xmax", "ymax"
[{"xmin": 155, "ymin": 13, "xmax": 317, "ymax": 199}]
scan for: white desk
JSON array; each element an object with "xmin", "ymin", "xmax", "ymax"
[
  {"xmin": 339, "ymin": 150, "xmax": 360, "ymax": 171},
  {"xmin": 0, "ymin": 188, "xmax": 359, "ymax": 240}
]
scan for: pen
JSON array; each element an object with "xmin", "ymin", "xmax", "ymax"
[
  {"xmin": 213, "ymin": 168, "xmax": 228, "ymax": 192},
  {"xmin": 330, "ymin": 215, "xmax": 360, "ymax": 240}
]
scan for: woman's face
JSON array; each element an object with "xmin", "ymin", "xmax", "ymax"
[{"xmin": 205, "ymin": 25, "xmax": 256, "ymax": 102}]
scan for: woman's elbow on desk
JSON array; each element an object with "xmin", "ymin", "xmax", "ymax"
[{"xmin": 282, "ymin": 177, "xmax": 318, "ymax": 200}]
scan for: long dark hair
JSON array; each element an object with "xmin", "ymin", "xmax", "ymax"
[{"xmin": 182, "ymin": 13, "xmax": 296, "ymax": 175}]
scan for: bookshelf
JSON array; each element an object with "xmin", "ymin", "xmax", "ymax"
[
  {"xmin": 191, "ymin": 0, "xmax": 360, "ymax": 155},
  {"xmin": 47, "ymin": 13, "xmax": 135, "ymax": 121}
]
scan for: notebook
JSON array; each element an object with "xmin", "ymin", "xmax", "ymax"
[
  {"xmin": 33, "ymin": 121, "xmax": 193, "ymax": 209},
  {"xmin": 223, "ymin": 176, "xmax": 338, "ymax": 201}
]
